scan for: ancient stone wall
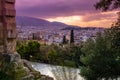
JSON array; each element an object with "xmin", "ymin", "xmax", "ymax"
[{"xmin": 0, "ymin": 0, "xmax": 16, "ymax": 53}]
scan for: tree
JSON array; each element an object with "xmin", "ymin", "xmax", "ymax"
[
  {"xmin": 17, "ymin": 41, "xmax": 41, "ymax": 60},
  {"xmin": 95, "ymin": 0, "xmax": 120, "ymax": 11},
  {"xmin": 48, "ymin": 48, "xmax": 57, "ymax": 64},
  {"xmin": 105, "ymin": 12, "xmax": 120, "ymax": 53},
  {"xmin": 71, "ymin": 45, "xmax": 84, "ymax": 67},
  {"xmin": 62, "ymin": 35, "xmax": 67, "ymax": 44},
  {"xmin": 27, "ymin": 41, "xmax": 40, "ymax": 59},
  {"xmin": 16, "ymin": 42, "xmax": 30, "ymax": 59},
  {"xmin": 32, "ymin": 33, "xmax": 35, "ymax": 40},
  {"xmin": 80, "ymin": 30, "xmax": 120, "ymax": 79},
  {"xmin": 70, "ymin": 30, "xmax": 74, "ymax": 44},
  {"xmin": 79, "ymin": 12, "xmax": 120, "ymax": 80},
  {"xmin": 80, "ymin": 33, "xmax": 115, "ymax": 80}
]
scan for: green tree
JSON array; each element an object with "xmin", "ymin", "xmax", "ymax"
[
  {"xmin": 80, "ymin": 33, "xmax": 108, "ymax": 80},
  {"xmin": 17, "ymin": 42, "xmax": 29, "ymax": 59},
  {"xmin": 27, "ymin": 41, "xmax": 40, "ymax": 60},
  {"xmin": 69, "ymin": 45, "xmax": 83, "ymax": 67},
  {"xmin": 104, "ymin": 12, "xmax": 120, "ymax": 56},
  {"xmin": 48, "ymin": 48, "xmax": 57, "ymax": 64},
  {"xmin": 39, "ymin": 44, "xmax": 50, "ymax": 63},
  {"xmin": 104, "ymin": 13, "xmax": 120, "ymax": 78},
  {"xmin": 80, "ymin": 10, "xmax": 120, "ymax": 80},
  {"xmin": 80, "ymin": 31, "xmax": 120, "ymax": 79},
  {"xmin": 17, "ymin": 41, "xmax": 41, "ymax": 61}
]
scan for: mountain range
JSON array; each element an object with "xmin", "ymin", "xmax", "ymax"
[
  {"xmin": 16, "ymin": 16, "xmax": 72, "ymax": 27},
  {"xmin": 16, "ymin": 16, "xmax": 104, "ymax": 30}
]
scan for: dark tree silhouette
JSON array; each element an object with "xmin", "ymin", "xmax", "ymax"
[
  {"xmin": 32, "ymin": 33, "xmax": 35, "ymax": 40},
  {"xmin": 95, "ymin": 0, "xmax": 120, "ymax": 11},
  {"xmin": 62, "ymin": 35, "xmax": 67, "ymax": 44},
  {"xmin": 70, "ymin": 30, "xmax": 74, "ymax": 44}
]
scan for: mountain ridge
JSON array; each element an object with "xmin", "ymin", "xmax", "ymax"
[
  {"xmin": 16, "ymin": 16, "xmax": 104, "ymax": 30},
  {"xmin": 16, "ymin": 16, "xmax": 68, "ymax": 27}
]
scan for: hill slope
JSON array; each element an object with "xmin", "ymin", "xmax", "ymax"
[{"xmin": 16, "ymin": 16, "xmax": 68, "ymax": 27}]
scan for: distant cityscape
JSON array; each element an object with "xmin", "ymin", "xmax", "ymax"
[{"xmin": 16, "ymin": 16, "xmax": 105, "ymax": 45}]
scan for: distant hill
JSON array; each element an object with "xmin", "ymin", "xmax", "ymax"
[
  {"xmin": 16, "ymin": 16, "xmax": 104, "ymax": 30},
  {"xmin": 16, "ymin": 16, "xmax": 68, "ymax": 27},
  {"xmin": 16, "ymin": 16, "xmax": 50, "ymax": 26}
]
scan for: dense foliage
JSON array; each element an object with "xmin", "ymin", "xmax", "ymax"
[
  {"xmin": 80, "ymin": 20, "xmax": 120, "ymax": 79},
  {"xmin": 17, "ymin": 41, "xmax": 83, "ymax": 67},
  {"xmin": 17, "ymin": 41, "xmax": 40, "ymax": 60},
  {"xmin": 95, "ymin": 0, "xmax": 120, "ymax": 11}
]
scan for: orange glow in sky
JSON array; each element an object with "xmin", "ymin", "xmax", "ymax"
[
  {"xmin": 16, "ymin": 0, "xmax": 119, "ymax": 28},
  {"xmin": 47, "ymin": 11, "xmax": 118, "ymax": 28}
]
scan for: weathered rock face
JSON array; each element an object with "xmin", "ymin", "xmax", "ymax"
[{"xmin": 0, "ymin": 53, "xmax": 53, "ymax": 80}]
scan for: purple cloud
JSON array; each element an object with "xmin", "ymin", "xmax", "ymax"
[
  {"xmin": 16, "ymin": 0, "xmax": 98, "ymax": 18},
  {"xmin": 15, "ymin": 0, "xmax": 119, "ymax": 27}
]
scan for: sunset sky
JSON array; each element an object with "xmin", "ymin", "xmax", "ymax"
[{"xmin": 16, "ymin": 0, "xmax": 119, "ymax": 28}]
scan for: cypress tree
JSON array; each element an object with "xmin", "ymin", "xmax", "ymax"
[
  {"xmin": 62, "ymin": 35, "xmax": 67, "ymax": 44},
  {"xmin": 70, "ymin": 30, "xmax": 74, "ymax": 44},
  {"xmin": 32, "ymin": 33, "xmax": 35, "ymax": 40}
]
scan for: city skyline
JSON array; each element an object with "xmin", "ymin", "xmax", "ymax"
[{"xmin": 16, "ymin": 0, "xmax": 119, "ymax": 28}]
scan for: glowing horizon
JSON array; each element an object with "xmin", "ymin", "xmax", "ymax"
[
  {"xmin": 16, "ymin": 0, "xmax": 119, "ymax": 28},
  {"xmin": 47, "ymin": 11, "xmax": 118, "ymax": 28}
]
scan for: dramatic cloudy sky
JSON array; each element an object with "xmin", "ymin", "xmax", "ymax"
[{"xmin": 16, "ymin": 0, "xmax": 119, "ymax": 28}]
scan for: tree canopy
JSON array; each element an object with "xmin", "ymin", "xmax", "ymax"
[
  {"xmin": 80, "ymin": 11, "xmax": 120, "ymax": 80},
  {"xmin": 95, "ymin": 0, "xmax": 120, "ymax": 11}
]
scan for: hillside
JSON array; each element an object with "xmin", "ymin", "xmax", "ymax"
[
  {"xmin": 16, "ymin": 16, "xmax": 68, "ymax": 28},
  {"xmin": 16, "ymin": 16, "xmax": 104, "ymax": 30}
]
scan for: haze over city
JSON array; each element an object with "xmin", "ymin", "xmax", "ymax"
[{"xmin": 16, "ymin": 0, "xmax": 119, "ymax": 28}]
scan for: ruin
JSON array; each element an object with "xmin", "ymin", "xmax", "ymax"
[
  {"xmin": 0, "ymin": 0, "xmax": 16, "ymax": 53},
  {"xmin": 0, "ymin": 0, "xmax": 53, "ymax": 80}
]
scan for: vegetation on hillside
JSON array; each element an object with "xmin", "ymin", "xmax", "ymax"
[{"xmin": 17, "ymin": 41, "xmax": 83, "ymax": 68}]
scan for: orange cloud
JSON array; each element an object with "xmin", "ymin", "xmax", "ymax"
[{"xmin": 47, "ymin": 11, "xmax": 118, "ymax": 28}]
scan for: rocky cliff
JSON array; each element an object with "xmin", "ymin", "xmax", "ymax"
[{"xmin": 0, "ymin": 53, "xmax": 53, "ymax": 80}]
